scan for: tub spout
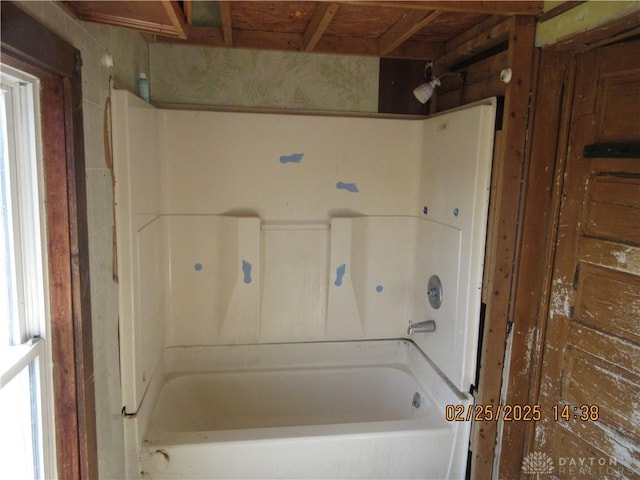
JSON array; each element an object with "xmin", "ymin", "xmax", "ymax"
[{"xmin": 407, "ymin": 320, "xmax": 436, "ymax": 336}]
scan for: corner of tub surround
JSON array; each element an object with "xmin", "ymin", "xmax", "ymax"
[{"xmin": 122, "ymin": 350, "xmax": 166, "ymax": 479}]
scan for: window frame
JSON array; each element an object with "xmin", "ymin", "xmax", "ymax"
[
  {"xmin": 1, "ymin": 2, "xmax": 97, "ymax": 478},
  {"xmin": 1, "ymin": 66, "xmax": 55, "ymax": 478}
]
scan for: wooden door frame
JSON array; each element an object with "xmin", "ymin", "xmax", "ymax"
[
  {"xmin": 495, "ymin": 11, "xmax": 640, "ymax": 480},
  {"xmin": 1, "ymin": 2, "xmax": 97, "ymax": 478}
]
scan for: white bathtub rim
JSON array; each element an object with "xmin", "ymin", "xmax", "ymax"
[
  {"xmin": 128, "ymin": 339, "xmax": 472, "ymax": 478},
  {"xmin": 144, "ymin": 415, "xmax": 453, "ymax": 446},
  {"xmin": 161, "ymin": 338, "xmax": 469, "ymax": 398}
]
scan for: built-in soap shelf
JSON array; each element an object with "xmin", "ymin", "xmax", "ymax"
[
  {"xmin": 261, "ymin": 222, "xmax": 329, "ymax": 230},
  {"xmin": 165, "ymin": 214, "xmax": 455, "ymax": 346}
]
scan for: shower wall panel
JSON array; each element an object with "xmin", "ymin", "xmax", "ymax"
[
  {"xmin": 112, "ymin": 92, "xmax": 166, "ymax": 412},
  {"xmin": 113, "ymin": 93, "xmax": 496, "ymax": 412},
  {"xmin": 159, "ymin": 111, "xmax": 423, "ymax": 220},
  {"xmin": 159, "ymin": 110, "xmax": 426, "ymax": 348},
  {"xmin": 414, "ymin": 105, "xmax": 495, "ymax": 390}
]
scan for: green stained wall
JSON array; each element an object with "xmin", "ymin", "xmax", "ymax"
[
  {"xmin": 149, "ymin": 44, "xmax": 379, "ymax": 112},
  {"xmin": 536, "ymin": 0, "xmax": 640, "ymax": 47}
]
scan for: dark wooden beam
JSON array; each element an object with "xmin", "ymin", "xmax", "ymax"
[
  {"xmin": 470, "ymin": 15, "xmax": 536, "ymax": 480},
  {"xmin": 378, "ymin": 10, "xmax": 443, "ymax": 56},
  {"xmin": 303, "ymin": 2, "xmax": 339, "ymax": 52},
  {"xmin": 435, "ymin": 17, "xmax": 512, "ymax": 71},
  {"xmin": 219, "ymin": 1, "xmax": 233, "ymax": 46},
  {"xmin": 445, "ymin": 15, "xmax": 507, "ymax": 52},
  {"xmin": 343, "ymin": 1, "xmax": 543, "ymax": 16}
]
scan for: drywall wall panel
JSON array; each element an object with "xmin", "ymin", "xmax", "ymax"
[{"xmin": 149, "ymin": 44, "xmax": 379, "ymax": 112}]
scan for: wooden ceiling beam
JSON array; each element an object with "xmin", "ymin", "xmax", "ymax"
[
  {"xmin": 387, "ymin": 37, "xmax": 445, "ymax": 60},
  {"xmin": 378, "ymin": 10, "xmax": 443, "ymax": 57},
  {"xmin": 341, "ymin": 1, "xmax": 543, "ymax": 16},
  {"xmin": 167, "ymin": 26, "xmax": 443, "ymax": 59},
  {"xmin": 184, "ymin": 0, "xmax": 193, "ymax": 25},
  {"xmin": 435, "ymin": 17, "xmax": 513, "ymax": 71},
  {"xmin": 445, "ymin": 14, "xmax": 507, "ymax": 51},
  {"xmin": 303, "ymin": 2, "xmax": 340, "ymax": 52},
  {"xmin": 160, "ymin": 0, "xmax": 188, "ymax": 39},
  {"xmin": 219, "ymin": 1, "xmax": 233, "ymax": 46}
]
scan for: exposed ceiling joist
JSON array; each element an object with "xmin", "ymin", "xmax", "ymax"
[
  {"xmin": 219, "ymin": 1, "xmax": 233, "ymax": 46},
  {"xmin": 163, "ymin": 26, "xmax": 444, "ymax": 60},
  {"xmin": 64, "ymin": 1, "xmax": 543, "ymax": 59},
  {"xmin": 378, "ymin": 10, "xmax": 443, "ymax": 56},
  {"xmin": 303, "ymin": 2, "xmax": 340, "ymax": 52},
  {"xmin": 184, "ymin": 0, "xmax": 193, "ymax": 25},
  {"xmin": 343, "ymin": 1, "xmax": 542, "ymax": 16},
  {"xmin": 161, "ymin": 0, "xmax": 188, "ymax": 39}
]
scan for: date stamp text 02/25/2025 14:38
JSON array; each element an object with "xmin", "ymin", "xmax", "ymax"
[{"xmin": 445, "ymin": 403, "xmax": 600, "ymax": 422}]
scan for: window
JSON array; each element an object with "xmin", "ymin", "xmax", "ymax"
[
  {"xmin": 0, "ymin": 66, "xmax": 55, "ymax": 479},
  {"xmin": 2, "ymin": 3, "xmax": 98, "ymax": 477}
]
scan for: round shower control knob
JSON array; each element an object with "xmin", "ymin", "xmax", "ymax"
[{"xmin": 427, "ymin": 275, "xmax": 443, "ymax": 309}]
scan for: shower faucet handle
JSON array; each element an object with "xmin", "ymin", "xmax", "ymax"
[{"xmin": 427, "ymin": 275, "xmax": 443, "ymax": 309}]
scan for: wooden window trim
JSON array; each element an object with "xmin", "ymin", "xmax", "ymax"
[{"xmin": 1, "ymin": 2, "xmax": 97, "ymax": 479}]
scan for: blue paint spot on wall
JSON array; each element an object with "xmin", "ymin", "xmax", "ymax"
[
  {"xmin": 336, "ymin": 181, "xmax": 359, "ymax": 193},
  {"xmin": 280, "ymin": 153, "xmax": 304, "ymax": 164},
  {"xmin": 376, "ymin": 285, "xmax": 383, "ymax": 293},
  {"xmin": 335, "ymin": 264, "xmax": 346, "ymax": 286},
  {"xmin": 242, "ymin": 260, "xmax": 252, "ymax": 284},
  {"xmin": 194, "ymin": 263, "xmax": 203, "ymax": 271}
]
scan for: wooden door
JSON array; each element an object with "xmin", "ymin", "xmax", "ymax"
[{"xmin": 533, "ymin": 40, "xmax": 640, "ymax": 477}]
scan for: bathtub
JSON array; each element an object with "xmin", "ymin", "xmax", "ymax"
[{"xmin": 138, "ymin": 339, "xmax": 471, "ymax": 479}]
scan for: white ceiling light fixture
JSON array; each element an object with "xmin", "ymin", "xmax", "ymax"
[
  {"xmin": 413, "ymin": 77, "xmax": 441, "ymax": 104},
  {"xmin": 413, "ymin": 61, "xmax": 465, "ymax": 104}
]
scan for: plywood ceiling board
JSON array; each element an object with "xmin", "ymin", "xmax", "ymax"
[
  {"xmin": 325, "ymin": 4, "xmax": 407, "ymax": 38},
  {"xmin": 231, "ymin": 1, "xmax": 318, "ymax": 34}
]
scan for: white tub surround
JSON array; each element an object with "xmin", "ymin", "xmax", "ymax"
[{"xmin": 112, "ymin": 92, "xmax": 496, "ymax": 478}]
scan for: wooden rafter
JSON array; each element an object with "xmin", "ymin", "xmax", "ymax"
[
  {"xmin": 160, "ymin": 0, "xmax": 188, "ymax": 39},
  {"xmin": 219, "ymin": 1, "xmax": 233, "ymax": 46},
  {"xmin": 378, "ymin": 10, "xmax": 443, "ymax": 57},
  {"xmin": 184, "ymin": 0, "xmax": 193, "ymax": 25},
  {"xmin": 343, "ymin": 1, "xmax": 543, "ymax": 16},
  {"xmin": 435, "ymin": 17, "xmax": 512, "ymax": 71},
  {"xmin": 445, "ymin": 15, "xmax": 507, "ymax": 51},
  {"xmin": 303, "ymin": 2, "xmax": 340, "ymax": 52}
]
